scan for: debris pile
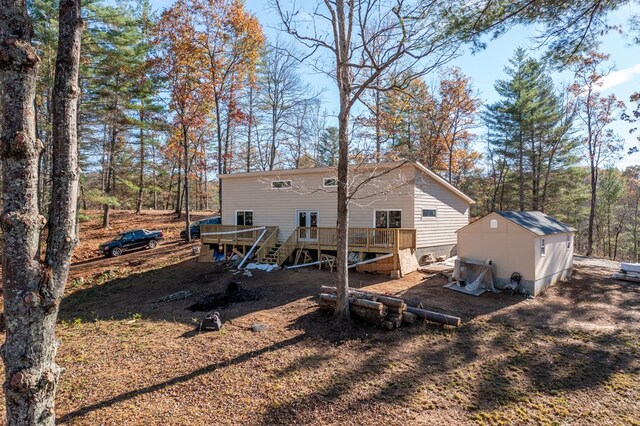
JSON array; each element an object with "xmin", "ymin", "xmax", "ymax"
[
  {"xmin": 318, "ymin": 286, "xmax": 460, "ymax": 329},
  {"xmin": 187, "ymin": 282, "xmax": 260, "ymax": 312},
  {"xmin": 612, "ymin": 262, "xmax": 640, "ymax": 283},
  {"xmin": 154, "ymin": 290, "xmax": 193, "ymax": 303}
]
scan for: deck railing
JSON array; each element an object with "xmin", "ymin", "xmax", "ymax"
[
  {"xmin": 200, "ymin": 224, "xmax": 278, "ymax": 246},
  {"xmin": 297, "ymin": 227, "xmax": 416, "ymax": 251},
  {"xmin": 255, "ymin": 227, "xmax": 279, "ymax": 262},
  {"xmin": 200, "ymin": 224, "xmax": 416, "ymax": 265}
]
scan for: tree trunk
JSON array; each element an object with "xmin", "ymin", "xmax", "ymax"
[
  {"xmin": 174, "ymin": 151, "xmax": 182, "ymax": 216},
  {"xmin": 333, "ymin": 0, "xmax": 351, "ymax": 322},
  {"xmin": 135, "ymin": 108, "xmax": 145, "ymax": 214},
  {"xmin": 246, "ymin": 85, "xmax": 253, "ymax": 172},
  {"xmin": 183, "ymin": 129, "xmax": 191, "ymax": 242},
  {"xmin": 586, "ymin": 161, "xmax": 597, "ymax": 256},
  {"xmin": 1, "ymin": 1, "xmax": 82, "ymax": 424}
]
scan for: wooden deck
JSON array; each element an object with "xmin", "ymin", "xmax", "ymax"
[{"xmin": 199, "ymin": 224, "xmax": 416, "ymax": 265}]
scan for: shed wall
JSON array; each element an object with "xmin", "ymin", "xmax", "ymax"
[{"xmin": 457, "ymin": 213, "xmax": 536, "ymax": 282}]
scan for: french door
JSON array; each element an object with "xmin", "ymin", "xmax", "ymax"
[{"xmin": 297, "ymin": 210, "xmax": 318, "ymax": 240}]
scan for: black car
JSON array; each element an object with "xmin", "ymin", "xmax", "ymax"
[
  {"xmin": 180, "ymin": 216, "xmax": 221, "ymax": 240},
  {"xmin": 98, "ymin": 229, "xmax": 164, "ymax": 257}
]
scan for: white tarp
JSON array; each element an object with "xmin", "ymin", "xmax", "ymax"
[
  {"xmin": 244, "ymin": 263, "xmax": 279, "ymax": 272},
  {"xmin": 445, "ymin": 257, "xmax": 496, "ymax": 296}
]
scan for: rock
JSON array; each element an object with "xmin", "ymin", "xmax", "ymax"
[{"xmin": 251, "ymin": 323, "xmax": 268, "ymax": 332}]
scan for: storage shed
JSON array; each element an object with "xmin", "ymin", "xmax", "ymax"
[{"xmin": 456, "ymin": 211, "xmax": 575, "ymax": 296}]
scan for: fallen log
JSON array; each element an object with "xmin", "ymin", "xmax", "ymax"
[
  {"xmin": 349, "ymin": 297, "xmax": 385, "ymax": 313},
  {"xmin": 402, "ymin": 311, "xmax": 417, "ymax": 324},
  {"xmin": 318, "ymin": 294, "xmax": 388, "ymax": 325},
  {"xmin": 406, "ymin": 306, "xmax": 461, "ymax": 327},
  {"xmin": 321, "ymin": 286, "xmax": 420, "ymax": 308},
  {"xmin": 386, "ymin": 313, "xmax": 402, "ymax": 328}
]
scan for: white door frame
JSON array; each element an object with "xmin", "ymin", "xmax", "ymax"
[{"xmin": 296, "ymin": 209, "xmax": 319, "ymax": 241}]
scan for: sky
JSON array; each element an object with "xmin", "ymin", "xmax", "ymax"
[{"xmin": 152, "ymin": 0, "xmax": 640, "ymax": 169}]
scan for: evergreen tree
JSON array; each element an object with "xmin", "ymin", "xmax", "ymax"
[
  {"xmin": 317, "ymin": 127, "xmax": 339, "ymax": 167},
  {"xmin": 484, "ymin": 48, "xmax": 579, "ymax": 212}
]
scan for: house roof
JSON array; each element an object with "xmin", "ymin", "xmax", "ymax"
[
  {"xmin": 218, "ymin": 161, "xmax": 475, "ymax": 204},
  {"xmin": 495, "ymin": 211, "xmax": 576, "ymax": 236}
]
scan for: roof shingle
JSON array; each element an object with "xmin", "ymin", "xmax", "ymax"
[{"xmin": 497, "ymin": 211, "xmax": 576, "ymax": 236}]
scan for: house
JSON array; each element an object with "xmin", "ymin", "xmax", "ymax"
[
  {"xmin": 456, "ymin": 211, "xmax": 575, "ymax": 296},
  {"xmin": 200, "ymin": 161, "xmax": 474, "ymax": 269}
]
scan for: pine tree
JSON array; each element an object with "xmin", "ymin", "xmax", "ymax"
[{"xmin": 484, "ymin": 48, "xmax": 579, "ymax": 212}]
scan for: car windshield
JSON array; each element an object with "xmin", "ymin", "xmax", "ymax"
[
  {"xmin": 190, "ymin": 220, "xmax": 201, "ymax": 227},
  {"xmin": 112, "ymin": 234, "xmax": 125, "ymax": 241}
]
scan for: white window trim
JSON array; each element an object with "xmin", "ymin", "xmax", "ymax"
[
  {"xmin": 373, "ymin": 209, "xmax": 402, "ymax": 229},
  {"xmin": 566, "ymin": 235, "xmax": 571, "ymax": 250},
  {"xmin": 235, "ymin": 210, "xmax": 254, "ymax": 226},
  {"xmin": 296, "ymin": 209, "xmax": 319, "ymax": 228},
  {"xmin": 541, "ymin": 238, "xmax": 546, "ymax": 257},
  {"xmin": 271, "ymin": 180, "xmax": 292, "ymax": 189},
  {"xmin": 421, "ymin": 208, "xmax": 437, "ymax": 218},
  {"xmin": 323, "ymin": 177, "xmax": 338, "ymax": 187}
]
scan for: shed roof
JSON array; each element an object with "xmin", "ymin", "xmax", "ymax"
[{"xmin": 496, "ymin": 211, "xmax": 576, "ymax": 236}]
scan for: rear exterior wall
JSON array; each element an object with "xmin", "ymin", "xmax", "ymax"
[
  {"xmin": 413, "ymin": 170, "xmax": 470, "ymax": 253},
  {"xmin": 220, "ymin": 167, "xmax": 415, "ymax": 242}
]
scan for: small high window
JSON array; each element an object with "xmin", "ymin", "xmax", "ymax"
[
  {"xmin": 566, "ymin": 235, "xmax": 571, "ymax": 250},
  {"xmin": 541, "ymin": 238, "xmax": 546, "ymax": 257},
  {"xmin": 422, "ymin": 209, "xmax": 437, "ymax": 218},
  {"xmin": 323, "ymin": 178, "xmax": 338, "ymax": 187},
  {"xmin": 236, "ymin": 210, "xmax": 253, "ymax": 226},
  {"xmin": 490, "ymin": 219, "xmax": 498, "ymax": 229},
  {"xmin": 271, "ymin": 180, "xmax": 292, "ymax": 189}
]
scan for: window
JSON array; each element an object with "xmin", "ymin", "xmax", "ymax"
[
  {"xmin": 422, "ymin": 209, "xmax": 437, "ymax": 218},
  {"xmin": 236, "ymin": 210, "xmax": 253, "ymax": 226},
  {"xmin": 375, "ymin": 210, "xmax": 402, "ymax": 228},
  {"xmin": 541, "ymin": 238, "xmax": 546, "ymax": 257},
  {"xmin": 566, "ymin": 235, "xmax": 571, "ymax": 250},
  {"xmin": 271, "ymin": 180, "xmax": 292, "ymax": 189},
  {"xmin": 490, "ymin": 219, "xmax": 498, "ymax": 229},
  {"xmin": 323, "ymin": 178, "xmax": 338, "ymax": 187}
]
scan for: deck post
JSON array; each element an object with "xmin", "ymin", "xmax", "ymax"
[
  {"xmin": 366, "ymin": 230, "xmax": 370, "ymax": 251},
  {"xmin": 393, "ymin": 228, "xmax": 400, "ymax": 270}
]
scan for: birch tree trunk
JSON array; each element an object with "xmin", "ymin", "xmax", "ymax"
[{"xmin": 1, "ymin": 0, "xmax": 82, "ymax": 424}]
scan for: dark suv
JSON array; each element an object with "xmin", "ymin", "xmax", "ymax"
[
  {"xmin": 98, "ymin": 229, "xmax": 164, "ymax": 257},
  {"xmin": 180, "ymin": 216, "xmax": 221, "ymax": 240}
]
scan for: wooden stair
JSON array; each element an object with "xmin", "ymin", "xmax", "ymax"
[{"xmin": 260, "ymin": 242, "xmax": 282, "ymax": 264}]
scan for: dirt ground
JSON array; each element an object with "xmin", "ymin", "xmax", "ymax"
[{"xmin": 1, "ymin": 211, "xmax": 639, "ymax": 425}]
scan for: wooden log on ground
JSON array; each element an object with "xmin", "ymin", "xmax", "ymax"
[
  {"xmin": 406, "ymin": 306, "xmax": 461, "ymax": 327},
  {"xmin": 321, "ymin": 286, "xmax": 415, "ymax": 307},
  {"xmin": 318, "ymin": 293, "xmax": 387, "ymax": 325},
  {"xmin": 381, "ymin": 321, "xmax": 394, "ymax": 331},
  {"xmin": 402, "ymin": 311, "xmax": 417, "ymax": 324},
  {"xmin": 350, "ymin": 304, "xmax": 388, "ymax": 325},
  {"xmin": 386, "ymin": 313, "xmax": 402, "ymax": 328},
  {"xmin": 349, "ymin": 297, "xmax": 385, "ymax": 313}
]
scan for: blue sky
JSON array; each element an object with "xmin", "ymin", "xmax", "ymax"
[{"xmin": 152, "ymin": 0, "xmax": 640, "ymax": 169}]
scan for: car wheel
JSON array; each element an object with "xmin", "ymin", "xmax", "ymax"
[
  {"xmin": 192, "ymin": 232, "xmax": 200, "ymax": 240},
  {"xmin": 110, "ymin": 247, "xmax": 122, "ymax": 257},
  {"xmin": 148, "ymin": 239, "xmax": 158, "ymax": 249}
]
